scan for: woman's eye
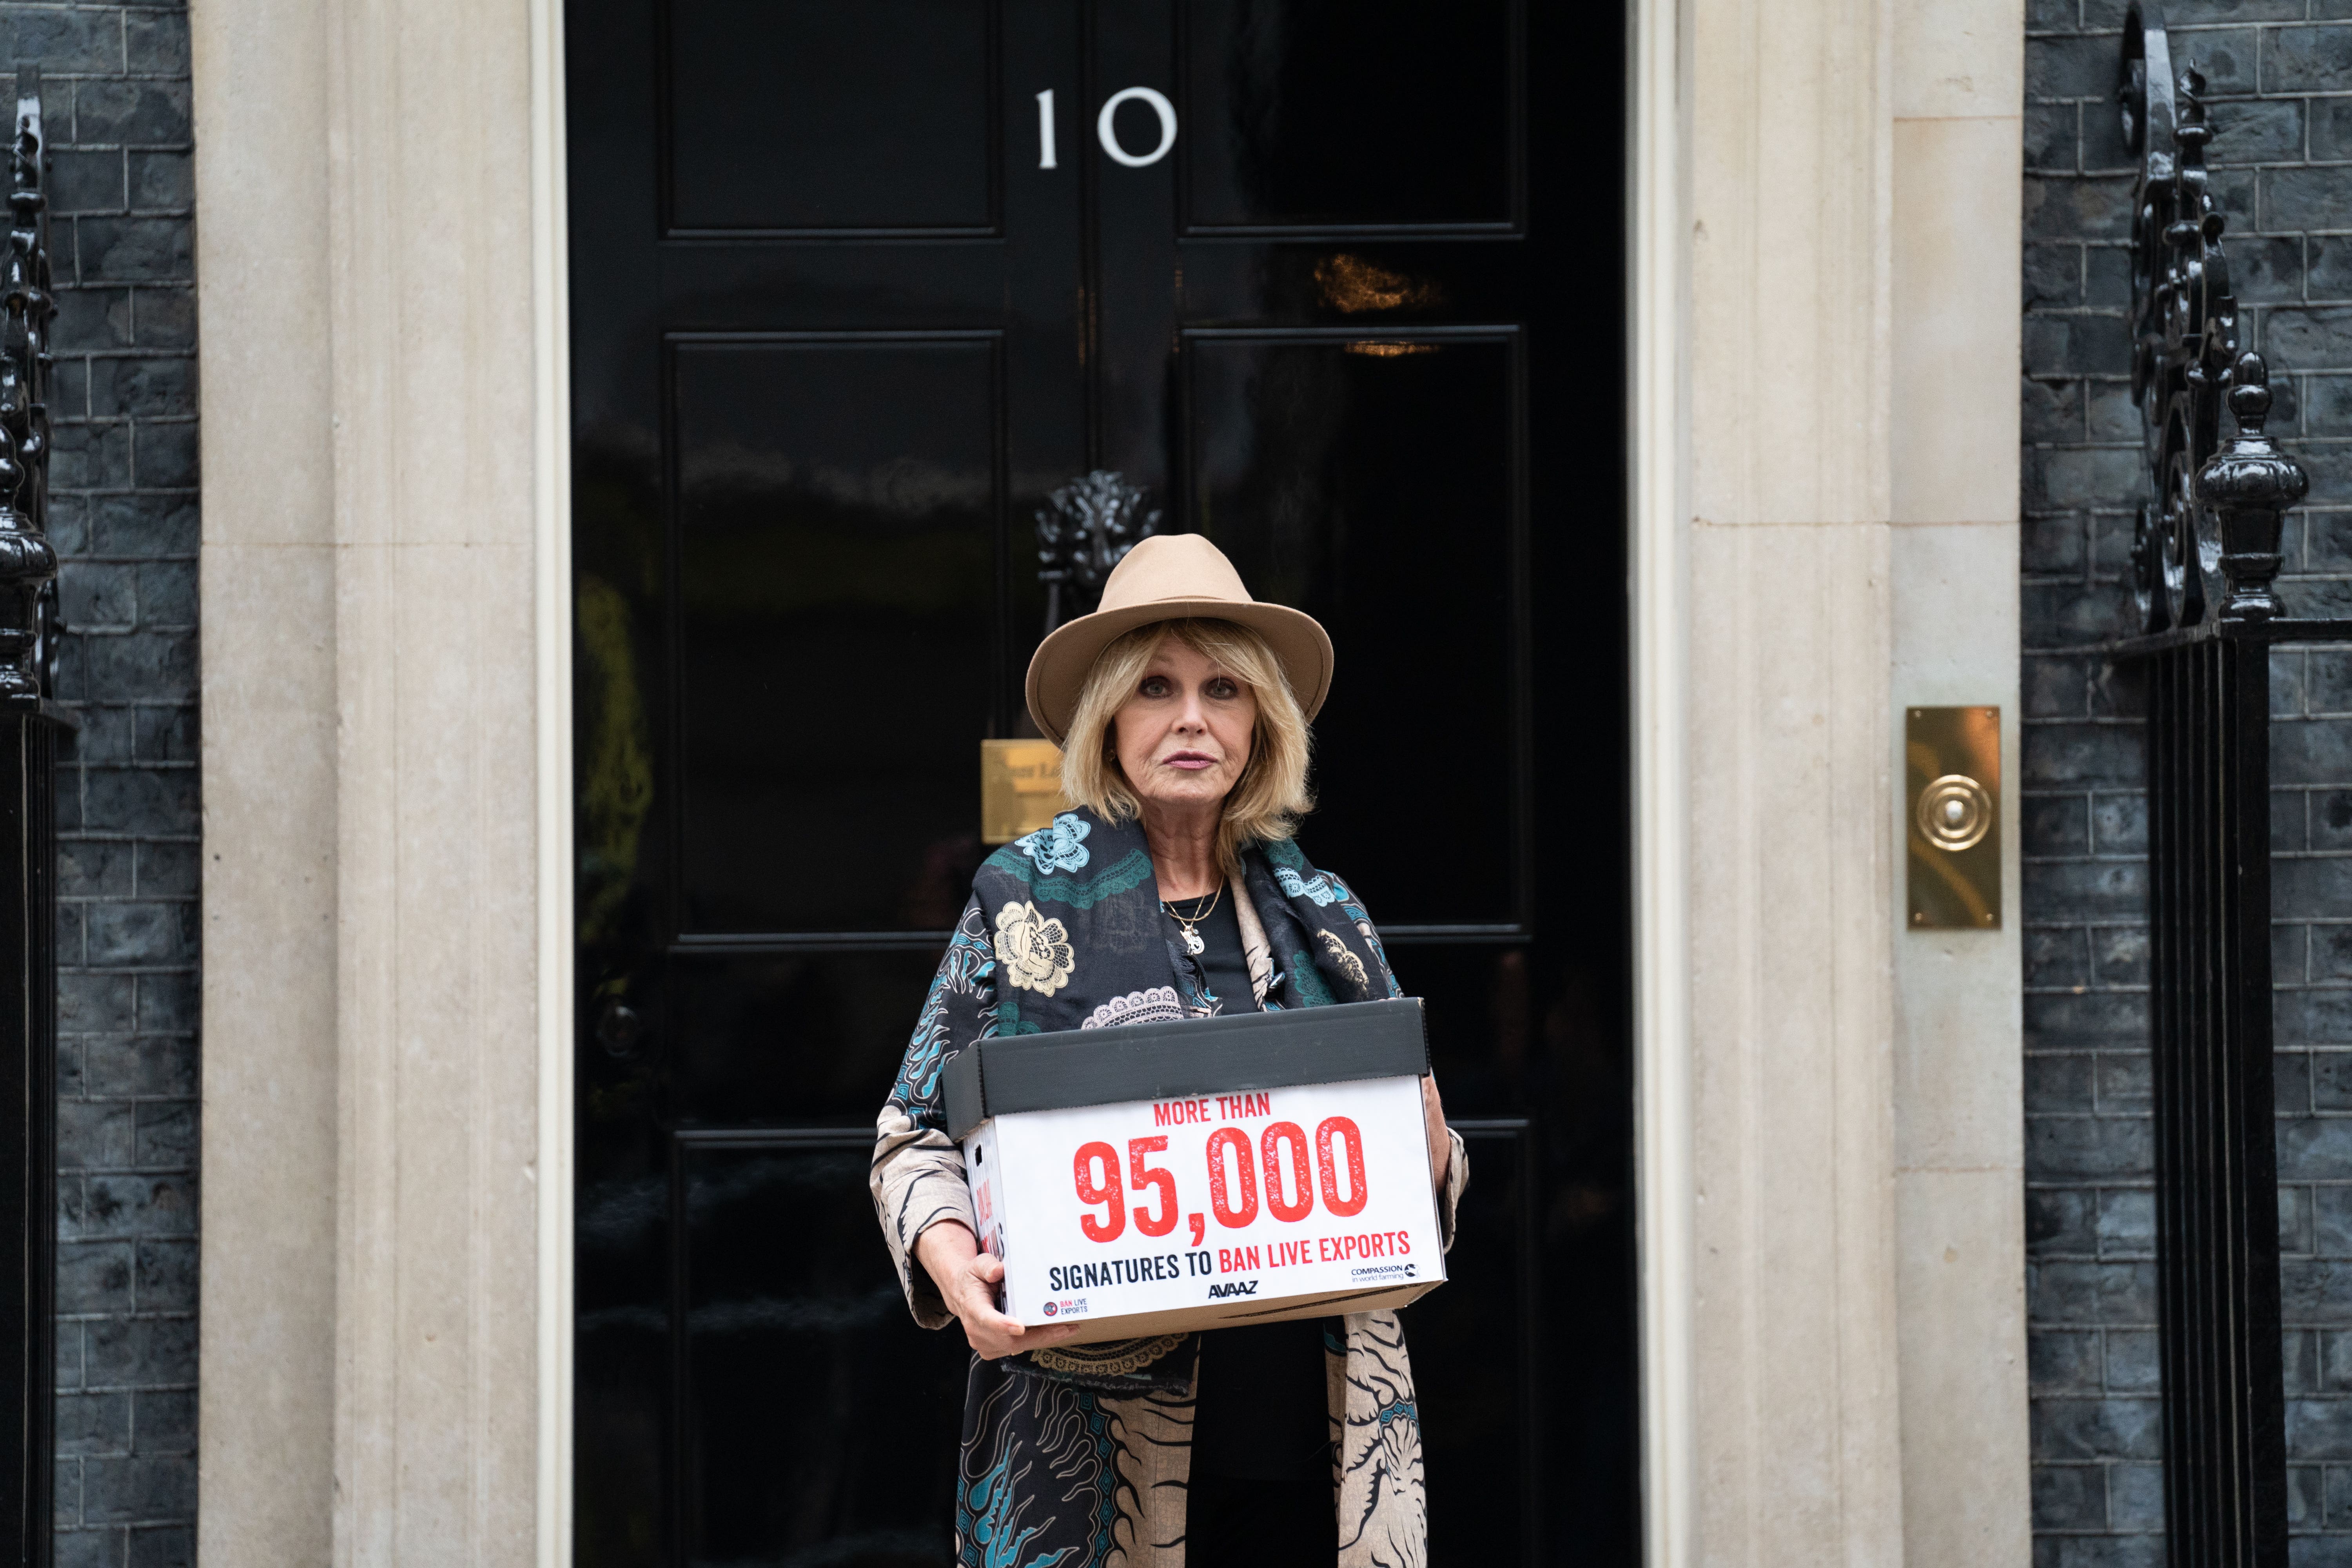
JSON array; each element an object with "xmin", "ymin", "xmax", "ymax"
[
  {"xmin": 1139, "ymin": 677, "xmax": 1170, "ymax": 698},
  {"xmin": 1206, "ymin": 679, "xmax": 1237, "ymax": 699}
]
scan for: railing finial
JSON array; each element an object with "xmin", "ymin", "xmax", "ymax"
[{"xmin": 2198, "ymin": 350, "xmax": 2309, "ymax": 622}]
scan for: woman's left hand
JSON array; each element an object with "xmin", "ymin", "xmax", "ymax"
[{"xmin": 1421, "ymin": 1074, "xmax": 1450, "ymax": 1189}]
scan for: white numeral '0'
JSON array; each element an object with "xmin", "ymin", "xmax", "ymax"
[{"xmin": 1096, "ymin": 86, "xmax": 1177, "ymax": 167}]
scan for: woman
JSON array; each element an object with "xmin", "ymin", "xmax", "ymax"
[{"xmin": 871, "ymin": 534, "xmax": 1466, "ymax": 1567}]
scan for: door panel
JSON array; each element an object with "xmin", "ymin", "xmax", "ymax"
[
  {"xmin": 570, "ymin": 3, "xmax": 1630, "ymax": 1563},
  {"xmin": 1177, "ymin": 0, "xmax": 1518, "ymax": 233},
  {"xmin": 671, "ymin": 335, "xmax": 1004, "ymax": 936},
  {"xmin": 1183, "ymin": 329, "xmax": 1523, "ymax": 930},
  {"xmin": 676, "ymin": 1134, "xmax": 970, "ymax": 1563},
  {"xmin": 662, "ymin": 0, "xmax": 1002, "ymax": 235},
  {"xmin": 666, "ymin": 951, "xmax": 951, "ymax": 1125},
  {"xmin": 1408, "ymin": 1120, "xmax": 1540, "ymax": 1557}
]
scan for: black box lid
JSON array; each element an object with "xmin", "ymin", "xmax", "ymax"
[{"xmin": 942, "ymin": 996, "xmax": 1427, "ymax": 1140}]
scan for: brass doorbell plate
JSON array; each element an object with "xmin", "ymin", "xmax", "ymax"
[{"xmin": 1906, "ymin": 706, "xmax": 2001, "ymax": 930}]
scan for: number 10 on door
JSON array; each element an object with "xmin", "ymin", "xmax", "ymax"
[{"xmin": 1036, "ymin": 87, "xmax": 1180, "ymax": 169}]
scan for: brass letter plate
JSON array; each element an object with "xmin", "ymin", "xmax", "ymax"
[
  {"xmin": 981, "ymin": 739, "xmax": 1071, "ymax": 844},
  {"xmin": 1906, "ymin": 706, "xmax": 2001, "ymax": 930}
]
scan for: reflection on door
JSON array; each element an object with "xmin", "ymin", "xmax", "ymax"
[{"xmin": 568, "ymin": 3, "xmax": 1631, "ymax": 1563}]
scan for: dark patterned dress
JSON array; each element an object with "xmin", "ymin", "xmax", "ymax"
[{"xmin": 870, "ymin": 806, "xmax": 1467, "ymax": 1567}]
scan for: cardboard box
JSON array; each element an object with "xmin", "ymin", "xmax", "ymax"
[{"xmin": 944, "ymin": 998, "xmax": 1446, "ymax": 1342}]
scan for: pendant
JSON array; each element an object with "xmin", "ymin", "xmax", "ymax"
[{"xmin": 1181, "ymin": 926, "xmax": 1205, "ymax": 956}]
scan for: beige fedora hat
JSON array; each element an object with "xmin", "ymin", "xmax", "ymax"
[{"xmin": 1024, "ymin": 533, "xmax": 1334, "ymax": 746}]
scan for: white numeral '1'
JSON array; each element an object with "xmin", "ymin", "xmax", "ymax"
[{"xmin": 1036, "ymin": 89, "xmax": 1057, "ymax": 170}]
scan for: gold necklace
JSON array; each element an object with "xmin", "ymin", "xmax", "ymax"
[{"xmin": 1161, "ymin": 883, "xmax": 1223, "ymax": 957}]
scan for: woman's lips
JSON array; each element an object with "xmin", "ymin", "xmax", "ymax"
[{"xmin": 1163, "ymin": 752, "xmax": 1217, "ymax": 771}]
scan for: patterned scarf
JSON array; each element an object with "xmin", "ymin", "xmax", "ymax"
[{"xmin": 969, "ymin": 804, "xmax": 1403, "ymax": 1391}]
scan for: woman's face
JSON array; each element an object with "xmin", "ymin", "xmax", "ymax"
[{"xmin": 1111, "ymin": 635, "xmax": 1258, "ymax": 815}]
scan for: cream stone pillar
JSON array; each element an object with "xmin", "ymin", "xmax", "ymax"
[
  {"xmin": 323, "ymin": 0, "xmax": 542, "ymax": 1558},
  {"xmin": 193, "ymin": 0, "xmax": 556, "ymax": 1559},
  {"xmin": 191, "ymin": 0, "xmax": 339, "ymax": 1559},
  {"xmin": 1679, "ymin": 0, "xmax": 1908, "ymax": 1559},
  {"xmin": 1638, "ymin": 0, "xmax": 2031, "ymax": 1562},
  {"xmin": 1887, "ymin": 2, "xmax": 2032, "ymax": 1565}
]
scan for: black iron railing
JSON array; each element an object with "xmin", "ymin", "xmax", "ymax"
[
  {"xmin": 2114, "ymin": 9, "xmax": 2334, "ymax": 1564},
  {"xmin": 0, "ymin": 64, "xmax": 61, "ymax": 1568}
]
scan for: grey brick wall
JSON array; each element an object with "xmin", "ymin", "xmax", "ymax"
[
  {"xmin": 2028, "ymin": 4, "xmax": 2352, "ymax": 1565},
  {"xmin": 4, "ymin": 4, "xmax": 201, "ymax": 1564}
]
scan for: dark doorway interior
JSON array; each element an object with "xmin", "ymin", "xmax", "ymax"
[{"xmin": 566, "ymin": 3, "xmax": 1633, "ymax": 1562}]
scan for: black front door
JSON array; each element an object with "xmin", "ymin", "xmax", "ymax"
[{"xmin": 566, "ymin": 4, "xmax": 1632, "ymax": 1563}]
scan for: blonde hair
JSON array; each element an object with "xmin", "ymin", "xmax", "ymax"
[{"xmin": 1060, "ymin": 618, "xmax": 1314, "ymax": 875}]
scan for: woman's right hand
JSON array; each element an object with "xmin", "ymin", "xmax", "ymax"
[{"xmin": 916, "ymin": 1221, "xmax": 1082, "ymax": 1361}]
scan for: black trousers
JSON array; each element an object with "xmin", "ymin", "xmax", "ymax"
[{"xmin": 1185, "ymin": 1470, "xmax": 1333, "ymax": 1566}]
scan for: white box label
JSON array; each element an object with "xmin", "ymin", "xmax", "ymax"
[{"xmin": 963, "ymin": 1073, "xmax": 1443, "ymax": 1328}]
